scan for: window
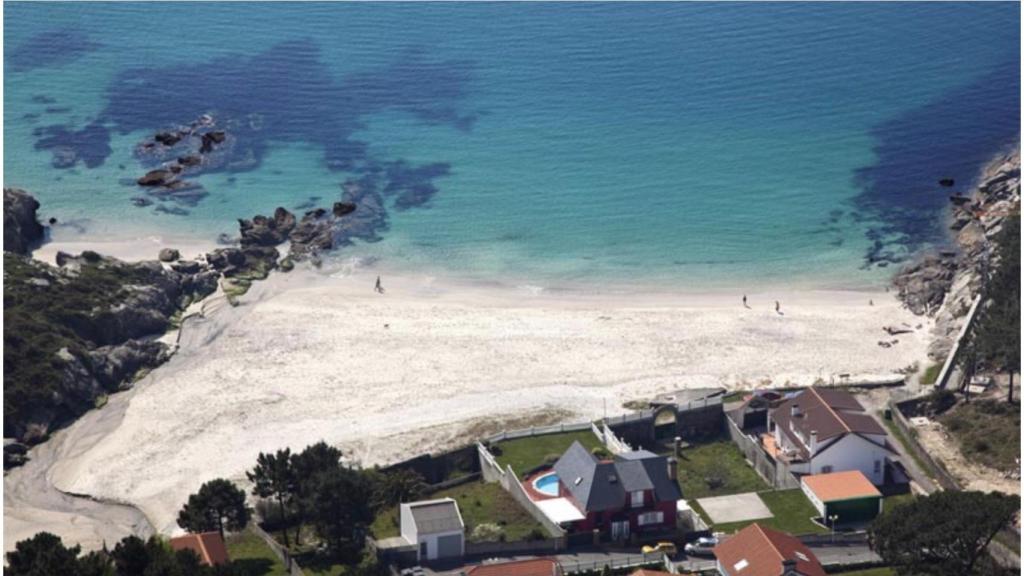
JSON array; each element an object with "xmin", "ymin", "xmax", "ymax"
[
  {"xmin": 631, "ymin": 490, "xmax": 644, "ymax": 508},
  {"xmin": 874, "ymin": 459, "xmax": 882, "ymax": 474},
  {"xmin": 637, "ymin": 511, "xmax": 664, "ymax": 526},
  {"xmin": 733, "ymin": 559, "xmax": 749, "ymax": 572},
  {"xmin": 821, "ymin": 465, "xmax": 833, "ymax": 474}
]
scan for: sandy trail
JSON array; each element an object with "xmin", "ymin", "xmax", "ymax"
[{"xmin": 8, "ymin": 264, "xmax": 931, "ymax": 549}]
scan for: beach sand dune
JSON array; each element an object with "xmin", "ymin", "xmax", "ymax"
[{"xmin": 15, "ymin": 266, "xmax": 930, "ymax": 547}]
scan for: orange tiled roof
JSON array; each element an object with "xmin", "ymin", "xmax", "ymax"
[
  {"xmin": 802, "ymin": 470, "xmax": 881, "ymax": 502},
  {"xmin": 169, "ymin": 532, "xmax": 230, "ymax": 566},
  {"xmin": 714, "ymin": 523, "xmax": 825, "ymax": 576}
]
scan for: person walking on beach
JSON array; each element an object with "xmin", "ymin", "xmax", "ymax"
[
  {"xmin": 775, "ymin": 300, "xmax": 781, "ymax": 314},
  {"xmin": 375, "ymin": 276, "xmax": 385, "ymax": 294},
  {"xmin": 742, "ymin": 295, "xmax": 748, "ymax": 308}
]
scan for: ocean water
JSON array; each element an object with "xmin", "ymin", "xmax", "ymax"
[{"xmin": 4, "ymin": 2, "xmax": 1020, "ymax": 290}]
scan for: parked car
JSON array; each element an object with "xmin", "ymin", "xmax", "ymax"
[
  {"xmin": 684, "ymin": 536, "xmax": 719, "ymax": 556},
  {"xmin": 641, "ymin": 541, "xmax": 678, "ymax": 556}
]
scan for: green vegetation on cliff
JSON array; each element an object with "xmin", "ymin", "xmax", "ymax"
[{"xmin": 3, "ymin": 252, "xmax": 176, "ymax": 441}]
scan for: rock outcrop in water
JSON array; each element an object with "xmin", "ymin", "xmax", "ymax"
[
  {"xmin": 3, "ymin": 192, "xmax": 221, "ymax": 451},
  {"xmin": 3, "ymin": 188, "xmax": 46, "ymax": 254},
  {"xmin": 893, "ymin": 146, "xmax": 1020, "ymax": 360}
]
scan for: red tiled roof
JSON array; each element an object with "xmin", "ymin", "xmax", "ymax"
[
  {"xmin": 714, "ymin": 523, "xmax": 825, "ymax": 576},
  {"xmin": 169, "ymin": 532, "xmax": 230, "ymax": 566},
  {"xmin": 466, "ymin": 558, "xmax": 562, "ymax": 576}
]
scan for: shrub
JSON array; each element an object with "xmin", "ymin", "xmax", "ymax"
[
  {"xmin": 543, "ymin": 453, "xmax": 561, "ymax": 465},
  {"xmin": 470, "ymin": 523, "xmax": 504, "ymax": 543},
  {"xmin": 591, "ymin": 446, "xmax": 611, "ymax": 459},
  {"xmin": 526, "ymin": 527, "xmax": 547, "ymax": 541}
]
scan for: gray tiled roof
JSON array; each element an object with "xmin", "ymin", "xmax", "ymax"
[
  {"xmin": 553, "ymin": 441, "xmax": 681, "ymax": 513},
  {"xmin": 405, "ymin": 498, "xmax": 463, "ymax": 535}
]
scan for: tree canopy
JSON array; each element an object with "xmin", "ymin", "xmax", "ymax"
[
  {"xmin": 177, "ymin": 478, "xmax": 251, "ymax": 537},
  {"xmin": 970, "ymin": 215, "xmax": 1021, "ymax": 401},
  {"xmin": 5, "ymin": 532, "xmax": 232, "ymax": 576},
  {"xmin": 869, "ymin": 490, "xmax": 1019, "ymax": 575}
]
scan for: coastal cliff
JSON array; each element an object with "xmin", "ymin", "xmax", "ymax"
[
  {"xmin": 893, "ymin": 146, "xmax": 1021, "ymax": 360},
  {"xmin": 3, "ymin": 192, "xmax": 221, "ymax": 450},
  {"xmin": 3, "ymin": 188, "xmax": 45, "ymax": 255}
]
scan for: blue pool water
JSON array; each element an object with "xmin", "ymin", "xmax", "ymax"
[
  {"xmin": 534, "ymin": 472, "xmax": 561, "ymax": 497},
  {"xmin": 3, "ymin": 2, "xmax": 1020, "ymax": 290}
]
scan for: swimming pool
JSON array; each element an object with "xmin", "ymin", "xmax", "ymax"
[{"xmin": 533, "ymin": 472, "xmax": 560, "ymax": 497}]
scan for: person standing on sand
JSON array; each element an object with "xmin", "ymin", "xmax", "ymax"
[
  {"xmin": 375, "ymin": 276, "xmax": 385, "ymax": 294},
  {"xmin": 775, "ymin": 300, "xmax": 781, "ymax": 314},
  {"xmin": 743, "ymin": 295, "xmax": 748, "ymax": 308}
]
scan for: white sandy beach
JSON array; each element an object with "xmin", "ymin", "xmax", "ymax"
[{"xmin": 1, "ymin": 262, "xmax": 933, "ymax": 549}]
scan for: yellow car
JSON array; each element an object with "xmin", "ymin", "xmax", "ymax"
[{"xmin": 641, "ymin": 542, "xmax": 678, "ymax": 556}]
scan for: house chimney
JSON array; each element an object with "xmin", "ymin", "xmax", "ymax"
[
  {"xmin": 781, "ymin": 558, "xmax": 798, "ymax": 574},
  {"xmin": 791, "ymin": 404, "xmax": 801, "ymax": 418},
  {"xmin": 667, "ymin": 457, "xmax": 678, "ymax": 481},
  {"xmin": 810, "ymin": 430, "xmax": 817, "ymax": 451}
]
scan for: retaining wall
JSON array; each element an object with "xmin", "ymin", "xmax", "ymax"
[{"xmin": 725, "ymin": 415, "xmax": 800, "ymax": 490}]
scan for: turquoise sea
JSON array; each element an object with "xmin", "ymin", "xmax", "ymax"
[{"xmin": 4, "ymin": 2, "xmax": 1020, "ymax": 290}]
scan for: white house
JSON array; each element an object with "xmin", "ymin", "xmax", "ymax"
[
  {"xmin": 399, "ymin": 497, "xmax": 465, "ymax": 562},
  {"xmin": 765, "ymin": 387, "xmax": 894, "ymax": 485}
]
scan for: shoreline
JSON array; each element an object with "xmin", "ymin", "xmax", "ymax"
[{"xmin": 35, "ymin": 264, "xmax": 930, "ymax": 543}]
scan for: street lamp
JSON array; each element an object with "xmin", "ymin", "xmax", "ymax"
[{"xmin": 828, "ymin": 514, "xmax": 839, "ymax": 542}]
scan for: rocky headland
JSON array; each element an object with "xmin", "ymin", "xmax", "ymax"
[
  {"xmin": 2, "ymin": 185, "xmax": 382, "ymax": 462},
  {"xmin": 2, "ymin": 192, "xmax": 223, "ymax": 458},
  {"xmin": 893, "ymin": 145, "xmax": 1021, "ymax": 360}
]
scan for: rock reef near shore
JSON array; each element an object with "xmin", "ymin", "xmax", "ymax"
[{"xmin": 893, "ymin": 146, "xmax": 1020, "ymax": 359}]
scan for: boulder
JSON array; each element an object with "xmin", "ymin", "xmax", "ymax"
[
  {"xmin": 137, "ymin": 168, "xmax": 176, "ymax": 187},
  {"xmin": 333, "ymin": 201, "xmax": 357, "ymax": 217},
  {"xmin": 158, "ymin": 248, "xmax": 180, "ymax": 262},
  {"xmin": 3, "ymin": 188, "xmax": 45, "ymax": 254},
  {"xmin": 154, "ymin": 131, "xmax": 183, "ymax": 146}
]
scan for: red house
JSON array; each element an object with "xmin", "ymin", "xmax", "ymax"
[{"xmin": 552, "ymin": 442, "xmax": 680, "ymax": 540}]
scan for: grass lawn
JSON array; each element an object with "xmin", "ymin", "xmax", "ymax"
[
  {"xmin": 940, "ymin": 399, "xmax": 1020, "ymax": 472},
  {"xmin": 225, "ymin": 529, "xmax": 289, "ymax": 576},
  {"xmin": 711, "ymin": 489, "xmax": 827, "ymax": 535},
  {"xmin": 371, "ymin": 481, "xmax": 545, "ymax": 542},
  {"xmin": 920, "ymin": 362, "xmax": 942, "ymax": 386},
  {"xmin": 675, "ymin": 436, "xmax": 769, "ymax": 499},
  {"xmin": 492, "ymin": 430, "xmax": 604, "ymax": 477}
]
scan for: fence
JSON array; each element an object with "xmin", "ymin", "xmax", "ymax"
[
  {"xmin": 477, "ymin": 443, "xmax": 568, "ymax": 540},
  {"xmin": 483, "ymin": 421, "xmax": 595, "ymax": 444},
  {"xmin": 250, "ymin": 522, "xmax": 305, "ymax": 576},
  {"xmin": 601, "ymin": 422, "xmax": 633, "ymax": 454},
  {"xmin": 886, "ymin": 399, "xmax": 960, "ymax": 490},
  {"xmin": 936, "ymin": 294, "xmax": 984, "ymax": 390},
  {"xmin": 560, "ymin": 552, "xmax": 669, "ymax": 574},
  {"xmin": 465, "ymin": 538, "xmax": 563, "ymax": 557},
  {"xmin": 724, "ymin": 415, "xmax": 800, "ymax": 490}
]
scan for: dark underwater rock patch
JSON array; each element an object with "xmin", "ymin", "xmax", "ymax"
[
  {"xmin": 852, "ymin": 62, "xmax": 1020, "ymax": 267},
  {"xmin": 7, "ymin": 28, "xmax": 102, "ymax": 73},
  {"xmin": 33, "ymin": 121, "xmax": 112, "ymax": 169}
]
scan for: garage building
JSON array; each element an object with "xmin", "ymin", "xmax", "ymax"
[
  {"xmin": 801, "ymin": 470, "xmax": 882, "ymax": 524},
  {"xmin": 400, "ymin": 497, "xmax": 465, "ymax": 562}
]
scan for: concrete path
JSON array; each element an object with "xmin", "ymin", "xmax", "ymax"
[{"xmin": 697, "ymin": 492, "xmax": 773, "ymax": 524}]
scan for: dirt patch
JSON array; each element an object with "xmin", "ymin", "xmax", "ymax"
[{"xmin": 912, "ymin": 416, "xmax": 1020, "ymax": 495}]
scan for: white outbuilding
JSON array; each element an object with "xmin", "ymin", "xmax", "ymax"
[{"xmin": 399, "ymin": 497, "xmax": 465, "ymax": 562}]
